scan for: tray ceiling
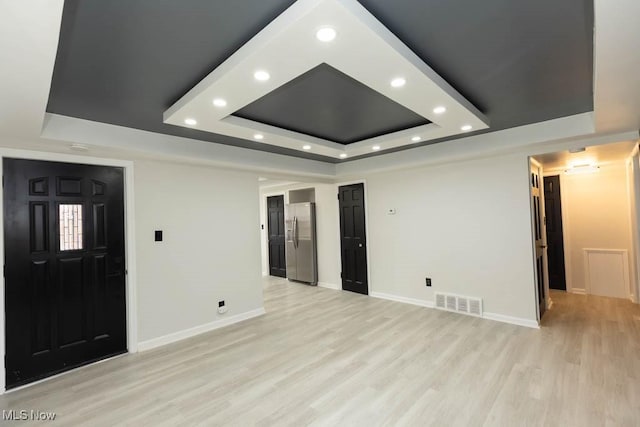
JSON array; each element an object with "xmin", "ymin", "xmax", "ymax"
[{"xmin": 47, "ymin": 0, "xmax": 594, "ymax": 163}]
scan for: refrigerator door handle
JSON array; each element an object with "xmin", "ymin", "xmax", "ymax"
[{"xmin": 294, "ymin": 216, "xmax": 298, "ymax": 248}]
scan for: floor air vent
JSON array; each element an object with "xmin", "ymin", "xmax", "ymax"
[{"xmin": 434, "ymin": 292, "xmax": 483, "ymax": 318}]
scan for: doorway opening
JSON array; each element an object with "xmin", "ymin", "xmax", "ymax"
[
  {"xmin": 529, "ymin": 140, "xmax": 640, "ymax": 320},
  {"xmin": 3, "ymin": 159, "xmax": 127, "ymax": 389}
]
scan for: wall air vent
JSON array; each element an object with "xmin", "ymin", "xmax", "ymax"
[
  {"xmin": 446, "ymin": 295, "xmax": 457, "ymax": 311},
  {"xmin": 457, "ymin": 297, "xmax": 468, "ymax": 313},
  {"xmin": 435, "ymin": 293, "xmax": 446, "ymax": 309},
  {"xmin": 434, "ymin": 292, "xmax": 483, "ymax": 318},
  {"xmin": 469, "ymin": 299, "xmax": 482, "ymax": 316}
]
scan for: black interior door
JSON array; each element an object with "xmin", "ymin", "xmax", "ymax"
[
  {"xmin": 544, "ymin": 175, "xmax": 567, "ymax": 291},
  {"xmin": 339, "ymin": 184, "xmax": 368, "ymax": 295},
  {"xmin": 267, "ymin": 195, "xmax": 286, "ymax": 278},
  {"xmin": 4, "ymin": 159, "xmax": 127, "ymax": 389}
]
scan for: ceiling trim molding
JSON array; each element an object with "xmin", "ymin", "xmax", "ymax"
[
  {"xmin": 40, "ymin": 114, "xmax": 337, "ymax": 178},
  {"xmin": 594, "ymin": 0, "xmax": 640, "ymax": 133},
  {"xmin": 163, "ymin": 0, "xmax": 488, "ymax": 159},
  {"xmin": 0, "ymin": 0, "xmax": 64, "ymax": 138},
  {"xmin": 335, "ymin": 112, "xmax": 639, "ymax": 177},
  {"xmin": 38, "ymin": 112, "xmax": 638, "ymax": 181}
]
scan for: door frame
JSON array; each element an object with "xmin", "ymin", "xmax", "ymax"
[
  {"xmin": 528, "ymin": 157, "xmax": 550, "ymax": 324},
  {"xmin": 260, "ymin": 190, "xmax": 287, "ymax": 277},
  {"xmin": 335, "ymin": 179, "xmax": 372, "ymax": 294},
  {"xmin": 627, "ymin": 145, "xmax": 640, "ymax": 303},
  {"xmin": 0, "ymin": 148, "xmax": 137, "ymax": 394}
]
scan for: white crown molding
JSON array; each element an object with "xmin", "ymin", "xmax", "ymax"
[
  {"xmin": 336, "ymin": 113, "xmax": 640, "ymax": 177},
  {"xmin": 38, "ymin": 112, "xmax": 640, "ymax": 180},
  {"xmin": 41, "ymin": 113, "xmax": 337, "ymax": 178}
]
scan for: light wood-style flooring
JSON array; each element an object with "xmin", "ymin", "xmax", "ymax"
[{"xmin": 1, "ymin": 280, "xmax": 639, "ymax": 426}]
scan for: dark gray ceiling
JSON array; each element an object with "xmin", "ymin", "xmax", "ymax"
[
  {"xmin": 47, "ymin": 0, "xmax": 594, "ymax": 163},
  {"xmin": 233, "ymin": 64, "xmax": 430, "ymax": 145}
]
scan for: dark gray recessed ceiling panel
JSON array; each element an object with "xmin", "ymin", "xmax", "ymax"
[
  {"xmin": 358, "ymin": 0, "xmax": 594, "ymax": 130},
  {"xmin": 233, "ymin": 64, "xmax": 430, "ymax": 145},
  {"xmin": 46, "ymin": 0, "xmax": 594, "ymax": 163}
]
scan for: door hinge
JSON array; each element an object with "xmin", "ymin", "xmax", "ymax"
[
  {"xmin": 337, "ymin": 193, "xmax": 340, "ymax": 200},
  {"xmin": 340, "ymin": 271, "xmax": 343, "ymax": 279}
]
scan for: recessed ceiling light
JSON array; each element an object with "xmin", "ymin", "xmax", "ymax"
[
  {"xmin": 461, "ymin": 125, "xmax": 473, "ymax": 132},
  {"xmin": 184, "ymin": 118, "xmax": 197, "ymax": 126},
  {"xmin": 254, "ymin": 133, "xmax": 264, "ymax": 140},
  {"xmin": 372, "ymin": 145, "xmax": 381, "ymax": 151},
  {"xmin": 303, "ymin": 145, "xmax": 311, "ymax": 150},
  {"xmin": 411, "ymin": 136, "xmax": 421, "ymax": 142},
  {"xmin": 316, "ymin": 27, "xmax": 337, "ymax": 42},
  {"xmin": 339, "ymin": 153, "xmax": 347, "ymax": 158},
  {"xmin": 433, "ymin": 106, "xmax": 447, "ymax": 114},
  {"xmin": 212, "ymin": 98, "xmax": 227, "ymax": 107},
  {"xmin": 569, "ymin": 147, "xmax": 586, "ymax": 153},
  {"xmin": 254, "ymin": 70, "xmax": 270, "ymax": 82},
  {"xmin": 390, "ymin": 77, "xmax": 406, "ymax": 88}
]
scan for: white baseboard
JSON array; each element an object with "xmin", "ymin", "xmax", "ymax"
[
  {"xmin": 318, "ymin": 282, "xmax": 340, "ymax": 290},
  {"xmin": 483, "ymin": 312, "xmax": 540, "ymax": 329},
  {"xmin": 570, "ymin": 288, "xmax": 587, "ymax": 295},
  {"xmin": 370, "ymin": 291, "xmax": 435, "ymax": 308},
  {"xmin": 138, "ymin": 308, "xmax": 266, "ymax": 352},
  {"xmin": 261, "ymin": 271, "xmax": 268, "ymax": 277},
  {"xmin": 371, "ymin": 291, "xmax": 539, "ymax": 329}
]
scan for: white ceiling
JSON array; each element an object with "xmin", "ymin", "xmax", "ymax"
[{"xmin": 534, "ymin": 140, "xmax": 637, "ymax": 172}]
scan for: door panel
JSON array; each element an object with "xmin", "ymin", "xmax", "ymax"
[
  {"xmin": 267, "ymin": 195, "xmax": 286, "ymax": 278},
  {"xmin": 4, "ymin": 159, "xmax": 127, "ymax": 388},
  {"xmin": 58, "ymin": 257, "xmax": 86, "ymax": 347},
  {"xmin": 543, "ymin": 176, "xmax": 567, "ymax": 290},
  {"xmin": 339, "ymin": 184, "xmax": 368, "ymax": 295}
]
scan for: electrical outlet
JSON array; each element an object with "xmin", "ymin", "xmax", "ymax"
[
  {"xmin": 425, "ymin": 278, "xmax": 432, "ymax": 287},
  {"xmin": 218, "ymin": 300, "xmax": 227, "ymax": 314}
]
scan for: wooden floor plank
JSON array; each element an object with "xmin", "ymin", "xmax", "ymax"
[{"xmin": 1, "ymin": 281, "xmax": 639, "ymax": 426}]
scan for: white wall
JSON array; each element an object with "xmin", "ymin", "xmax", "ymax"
[
  {"xmin": 135, "ymin": 160, "xmax": 263, "ymax": 344},
  {"xmin": 363, "ymin": 153, "xmax": 538, "ymax": 322},
  {"xmin": 560, "ymin": 162, "xmax": 634, "ymax": 297},
  {"xmin": 259, "ymin": 183, "xmax": 340, "ymax": 289}
]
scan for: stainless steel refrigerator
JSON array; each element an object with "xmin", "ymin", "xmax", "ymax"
[{"xmin": 285, "ymin": 202, "xmax": 318, "ymax": 285}]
